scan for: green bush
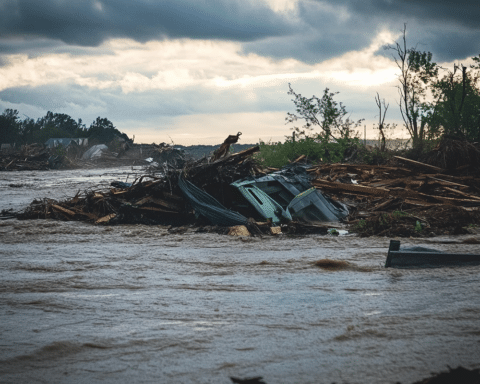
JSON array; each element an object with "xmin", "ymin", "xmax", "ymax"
[{"xmin": 256, "ymin": 136, "xmax": 359, "ymax": 168}]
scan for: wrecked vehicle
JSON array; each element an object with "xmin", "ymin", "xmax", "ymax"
[
  {"xmin": 177, "ymin": 163, "xmax": 348, "ymax": 227},
  {"xmin": 230, "ymin": 165, "xmax": 349, "ymax": 224}
]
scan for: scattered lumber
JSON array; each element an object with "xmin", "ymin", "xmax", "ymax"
[
  {"xmin": 308, "ymin": 162, "xmax": 480, "ymax": 237},
  {"xmin": 394, "ymin": 156, "xmax": 444, "ymax": 173}
]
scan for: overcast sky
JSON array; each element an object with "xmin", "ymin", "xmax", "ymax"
[{"xmin": 1, "ymin": 0, "xmax": 479, "ymax": 144}]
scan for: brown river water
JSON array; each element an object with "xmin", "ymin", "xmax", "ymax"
[{"xmin": 1, "ymin": 168, "xmax": 480, "ymax": 383}]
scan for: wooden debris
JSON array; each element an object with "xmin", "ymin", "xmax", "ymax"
[
  {"xmin": 211, "ymin": 132, "xmax": 242, "ymax": 161},
  {"xmin": 228, "ymin": 225, "xmax": 251, "ymax": 236},
  {"xmin": 95, "ymin": 214, "xmax": 116, "ymax": 224},
  {"xmin": 308, "ymin": 162, "xmax": 480, "ymax": 236},
  {"xmin": 394, "ymin": 156, "xmax": 444, "ymax": 173},
  {"xmin": 312, "ymin": 179, "xmax": 390, "ymax": 196},
  {"xmin": 269, "ymin": 226, "xmax": 282, "ymax": 235},
  {"xmin": 51, "ymin": 204, "xmax": 75, "ymax": 217}
]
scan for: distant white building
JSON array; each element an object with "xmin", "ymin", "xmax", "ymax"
[{"xmin": 44, "ymin": 138, "xmax": 88, "ymax": 148}]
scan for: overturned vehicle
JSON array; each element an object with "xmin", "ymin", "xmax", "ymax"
[{"xmin": 178, "ymin": 164, "xmax": 348, "ymax": 227}]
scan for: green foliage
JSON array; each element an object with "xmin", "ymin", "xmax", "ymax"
[
  {"xmin": 88, "ymin": 117, "xmax": 122, "ymax": 143},
  {"xmin": 354, "ymin": 219, "xmax": 367, "ymax": 230},
  {"xmin": 389, "ymin": 25, "xmax": 480, "ymax": 147},
  {"xmin": 256, "ymin": 136, "xmax": 359, "ymax": 168},
  {"xmin": 425, "ymin": 63, "xmax": 480, "ymax": 141},
  {"xmin": 327, "ymin": 228, "xmax": 339, "ymax": 236},
  {"xmin": 389, "ymin": 34, "xmax": 439, "ymax": 148},
  {"xmin": 258, "ymin": 83, "xmax": 364, "ymax": 168},
  {"xmin": 393, "ymin": 210, "xmax": 408, "ymax": 219},
  {"xmin": 286, "ymin": 84, "xmax": 363, "ymax": 141},
  {"xmin": 0, "ymin": 109, "xmax": 21, "ymax": 145},
  {"xmin": 357, "ymin": 145, "xmax": 393, "ymax": 165},
  {"xmin": 352, "ymin": 211, "xmax": 413, "ymax": 236},
  {"xmin": 0, "ymin": 109, "xmax": 131, "ymax": 145},
  {"xmin": 414, "ymin": 220, "xmax": 423, "ymax": 232}
]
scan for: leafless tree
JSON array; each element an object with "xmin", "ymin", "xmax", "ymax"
[{"xmin": 375, "ymin": 93, "xmax": 388, "ymax": 152}]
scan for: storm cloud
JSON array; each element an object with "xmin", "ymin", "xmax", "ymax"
[
  {"xmin": 243, "ymin": 0, "xmax": 480, "ymax": 62},
  {"xmin": 1, "ymin": 0, "xmax": 480, "ymax": 144},
  {"xmin": 0, "ymin": 0, "xmax": 294, "ymax": 47},
  {"xmin": 1, "ymin": 0, "xmax": 479, "ymax": 62}
]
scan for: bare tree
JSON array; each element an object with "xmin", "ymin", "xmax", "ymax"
[
  {"xmin": 387, "ymin": 24, "xmax": 438, "ymax": 149},
  {"xmin": 375, "ymin": 93, "xmax": 388, "ymax": 151}
]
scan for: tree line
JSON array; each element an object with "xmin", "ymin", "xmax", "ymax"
[
  {"xmin": 283, "ymin": 25, "xmax": 480, "ymax": 158},
  {"xmin": 258, "ymin": 26, "xmax": 480, "ymax": 167},
  {"xmin": 0, "ymin": 110, "xmax": 131, "ymax": 146}
]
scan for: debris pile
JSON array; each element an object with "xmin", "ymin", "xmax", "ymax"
[
  {"xmin": 425, "ymin": 138, "xmax": 480, "ymax": 171},
  {"xmin": 0, "ymin": 143, "xmax": 57, "ymax": 171},
  {"xmin": 5, "ymin": 135, "xmax": 480, "ymax": 237},
  {"xmin": 0, "ymin": 140, "xmax": 189, "ymax": 171},
  {"xmin": 15, "ymin": 145, "xmax": 261, "ymax": 226},
  {"xmin": 307, "ymin": 161, "xmax": 480, "ymax": 236}
]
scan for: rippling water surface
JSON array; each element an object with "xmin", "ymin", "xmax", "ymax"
[{"xmin": 1, "ymin": 168, "xmax": 480, "ymax": 383}]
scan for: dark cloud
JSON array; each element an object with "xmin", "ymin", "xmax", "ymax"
[
  {"xmin": 245, "ymin": 0, "xmax": 480, "ymax": 62},
  {"xmin": 346, "ymin": 0, "xmax": 480, "ymax": 31},
  {"xmin": 0, "ymin": 0, "xmax": 294, "ymax": 47},
  {"xmin": 1, "ymin": 0, "xmax": 479, "ymax": 68},
  {"xmin": 335, "ymin": 0, "xmax": 480, "ymax": 61},
  {"xmin": 243, "ymin": 0, "xmax": 379, "ymax": 62}
]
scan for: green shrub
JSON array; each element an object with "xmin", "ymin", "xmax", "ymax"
[{"xmin": 256, "ymin": 136, "xmax": 359, "ymax": 168}]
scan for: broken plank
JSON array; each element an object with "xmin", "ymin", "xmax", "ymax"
[
  {"xmin": 112, "ymin": 189, "xmax": 129, "ymax": 195},
  {"xmin": 312, "ymin": 179, "xmax": 390, "ymax": 196},
  {"xmin": 403, "ymin": 199, "xmax": 438, "ymax": 207},
  {"xmin": 134, "ymin": 196, "xmax": 153, "ymax": 206},
  {"xmin": 51, "ymin": 204, "xmax": 75, "ymax": 217},
  {"xmin": 372, "ymin": 197, "xmax": 402, "ymax": 211},
  {"xmin": 71, "ymin": 209, "xmax": 98, "ymax": 220},
  {"xmin": 442, "ymin": 187, "xmax": 480, "ymax": 201},
  {"xmin": 139, "ymin": 206, "xmax": 178, "ymax": 214},
  {"xmin": 394, "ymin": 156, "xmax": 444, "ymax": 173},
  {"xmin": 150, "ymin": 197, "xmax": 182, "ymax": 211},
  {"xmin": 426, "ymin": 176, "xmax": 470, "ymax": 189},
  {"xmin": 230, "ymin": 145, "xmax": 260, "ymax": 158},
  {"xmin": 95, "ymin": 213, "xmax": 116, "ymax": 224},
  {"xmin": 405, "ymin": 190, "xmax": 480, "ymax": 205},
  {"xmin": 293, "ymin": 155, "xmax": 306, "ymax": 163},
  {"xmin": 5, "ymin": 159, "xmax": 15, "ymax": 169}
]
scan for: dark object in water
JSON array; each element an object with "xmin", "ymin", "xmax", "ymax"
[
  {"xmin": 110, "ymin": 181, "xmax": 132, "ymax": 189},
  {"xmin": 230, "ymin": 377, "xmax": 266, "ymax": 384},
  {"xmin": 385, "ymin": 240, "xmax": 480, "ymax": 268},
  {"xmin": 411, "ymin": 366, "xmax": 480, "ymax": 384},
  {"xmin": 313, "ymin": 259, "xmax": 350, "ymax": 270}
]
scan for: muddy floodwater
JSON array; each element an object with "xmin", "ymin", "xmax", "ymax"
[{"xmin": 1, "ymin": 168, "xmax": 480, "ymax": 384}]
